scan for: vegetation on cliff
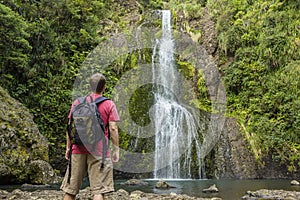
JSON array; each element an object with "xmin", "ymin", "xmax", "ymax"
[
  {"xmin": 206, "ymin": 0, "xmax": 300, "ymax": 173},
  {"xmin": 0, "ymin": 0, "xmax": 299, "ymax": 177}
]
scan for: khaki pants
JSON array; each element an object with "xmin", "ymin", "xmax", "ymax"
[{"xmin": 60, "ymin": 154, "xmax": 114, "ymax": 195}]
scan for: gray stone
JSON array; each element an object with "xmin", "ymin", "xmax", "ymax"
[
  {"xmin": 155, "ymin": 179, "xmax": 176, "ymax": 189},
  {"xmin": 120, "ymin": 178, "xmax": 149, "ymax": 186},
  {"xmin": 214, "ymin": 118, "xmax": 260, "ymax": 179},
  {"xmin": 130, "ymin": 190, "xmax": 145, "ymax": 199},
  {"xmin": 291, "ymin": 180, "xmax": 300, "ymax": 185},
  {"xmin": 202, "ymin": 184, "xmax": 219, "ymax": 193}
]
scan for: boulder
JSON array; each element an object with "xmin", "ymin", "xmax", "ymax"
[
  {"xmin": 291, "ymin": 180, "xmax": 300, "ymax": 186},
  {"xmin": 129, "ymin": 190, "xmax": 145, "ymax": 199},
  {"xmin": 120, "ymin": 179, "xmax": 149, "ymax": 186},
  {"xmin": 155, "ymin": 179, "xmax": 176, "ymax": 189},
  {"xmin": 0, "ymin": 87, "xmax": 55, "ymax": 184},
  {"xmin": 28, "ymin": 160, "xmax": 60, "ymax": 184},
  {"xmin": 202, "ymin": 184, "xmax": 219, "ymax": 193}
]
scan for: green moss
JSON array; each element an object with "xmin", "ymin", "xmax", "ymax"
[
  {"xmin": 177, "ymin": 61, "xmax": 195, "ymax": 78},
  {"xmin": 177, "ymin": 61, "xmax": 211, "ymax": 112}
]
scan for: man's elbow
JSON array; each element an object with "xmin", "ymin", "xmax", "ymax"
[{"xmin": 109, "ymin": 122, "xmax": 118, "ymax": 133}]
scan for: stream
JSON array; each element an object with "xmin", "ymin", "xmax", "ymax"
[
  {"xmin": 0, "ymin": 179, "xmax": 299, "ymax": 199},
  {"xmin": 115, "ymin": 179, "xmax": 300, "ymax": 199}
]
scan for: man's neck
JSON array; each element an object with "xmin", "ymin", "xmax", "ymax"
[{"xmin": 91, "ymin": 92, "xmax": 102, "ymax": 96}]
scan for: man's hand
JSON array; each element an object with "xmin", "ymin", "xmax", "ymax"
[
  {"xmin": 112, "ymin": 149, "xmax": 119, "ymax": 163},
  {"xmin": 65, "ymin": 148, "xmax": 70, "ymax": 160},
  {"xmin": 65, "ymin": 130, "xmax": 71, "ymax": 160}
]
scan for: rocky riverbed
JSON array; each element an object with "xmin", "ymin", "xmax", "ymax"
[
  {"xmin": 0, "ymin": 187, "xmax": 220, "ymax": 200},
  {"xmin": 241, "ymin": 189, "xmax": 300, "ymax": 199},
  {"xmin": 1, "ymin": 187, "xmax": 300, "ymax": 200}
]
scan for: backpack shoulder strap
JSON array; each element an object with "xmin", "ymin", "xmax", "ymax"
[
  {"xmin": 94, "ymin": 96, "xmax": 110, "ymax": 170},
  {"xmin": 94, "ymin": 96, "xmax": 110, "ymax": 134},
  {"xmin": 94, "ymin": 96, "xmax": 109, "ymax": 105},
  {"xmin": 76, "ymin": 96, "xmax": 86, "ymax": 104}
]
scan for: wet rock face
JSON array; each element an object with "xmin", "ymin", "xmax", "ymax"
[
  {"xmin": 214, "ymin": 118, "xmax": 259, "ymax": 179},
  {"xmin": 197, "ymin": 8, "xmax": 218, "ymax": 56},
  {"xmin": 213, "ymin": 117, "xmax": 300, "ymax": 180},
  {"xmin": 0, "ymin": 87, "xmax": 57, "ymax": 184}
]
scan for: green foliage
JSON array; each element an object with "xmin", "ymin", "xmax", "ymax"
[
  {"xmin": 0, "ymin": 0, "xmax": 138, "ymax": 173},
  {"xmin": 207, "ymin": 0, "xmax": 300, "ymax": 171},
  {"xmin": 177, "ymin": 61, "xmax": 211, "ymax": 111},
  {"xmin": 0, "ymin": 3, "xmax": 31, "ymax": 89},
  {"xmin": 168, "ymin": 0, "xmax": 204, "ymax": 19},
  {"xmin": 129, "ymin": 84, "xmax": 154, "ymax": 126},
  {"xmin": 1, "ymin": 0, "xmax": 299, "ymax": 176},
  {"xmin": 142, "ymin": 0, "xmax": 164, "ymax": 9},
  {"xmin": 247, "ymin": 61, "xmax": 300, "ymax": 168}
]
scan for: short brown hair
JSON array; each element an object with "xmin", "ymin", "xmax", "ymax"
[{"xmin": 90, "ymin": 73, "xmax": 106, "ymax": 93}]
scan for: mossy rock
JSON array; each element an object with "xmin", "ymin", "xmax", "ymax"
[
  {"xmin": 0, "ymin": 87, "xmax": 54, "ymax": 184},
  {"xmin": 28, "ymin": 160, "xmax": 60, "ymax": 184}
]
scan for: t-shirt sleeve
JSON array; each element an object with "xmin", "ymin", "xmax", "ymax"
[{"xmin": 108, "ymin": 101, "xmax": 120, "ymax": 122}]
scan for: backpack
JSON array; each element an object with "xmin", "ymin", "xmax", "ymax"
[
  {"xmin": 66, "ymin": 95, "xmax": 109, "ymax": 183},
  {"xmin": 68, "ymin": 96, "xmax": 108, "ymax": 149}
]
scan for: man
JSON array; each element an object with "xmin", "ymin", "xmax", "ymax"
[{"xmin": 61, "ymin": 73, "xmax": 120, "ymax": 200}]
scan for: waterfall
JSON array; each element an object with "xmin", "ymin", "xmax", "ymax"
[
  {"xmin": 76, "ymin": 6, "xmax": 226, "ymax": 178},
  {"xmin": 152, "ymin": 10, "xmax": 202, "ymax": 179}
]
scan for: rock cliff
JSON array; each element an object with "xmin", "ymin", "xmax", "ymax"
[{"xmin": 214, "ymin": 118, "xmax": 259, "ymax": 179}]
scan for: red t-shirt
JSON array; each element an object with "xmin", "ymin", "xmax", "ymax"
[{"xmin": 68, "ymin": 93, "xmax": 120, "ymax": 157}]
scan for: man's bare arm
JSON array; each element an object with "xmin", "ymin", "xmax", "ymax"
[
  {"xmin": 109, "ymin": 121, "xmax": 119, "ymax": 162},
  {"xmin": 65, "ymin": 131, "xmax": 71, "ymax": 160}
]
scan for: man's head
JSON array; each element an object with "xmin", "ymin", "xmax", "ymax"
[{"xmin": 90, "ymin": 73, "xmax": 106, "ymax": 94}]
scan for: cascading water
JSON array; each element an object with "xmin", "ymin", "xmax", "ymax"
[
  {"xmin": 75, "ymin": 5, "xmax": 226, "ymax": 179},
  {"xmin": 152, "ymin": 10, "xmax": 202, "ymax": 179}
]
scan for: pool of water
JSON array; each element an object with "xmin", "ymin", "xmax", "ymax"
[
  {"xmin": 115, "ymin": 179, "xmax": 300, "ymax": 200},
  {"xmin": 1, "ymin": 179, "xmax": 299, "ymax": 200}
]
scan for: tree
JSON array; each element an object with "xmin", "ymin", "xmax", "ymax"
[{"xmin": 0, "ymin": 3, "xmax": 31, "ymax": 91}]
